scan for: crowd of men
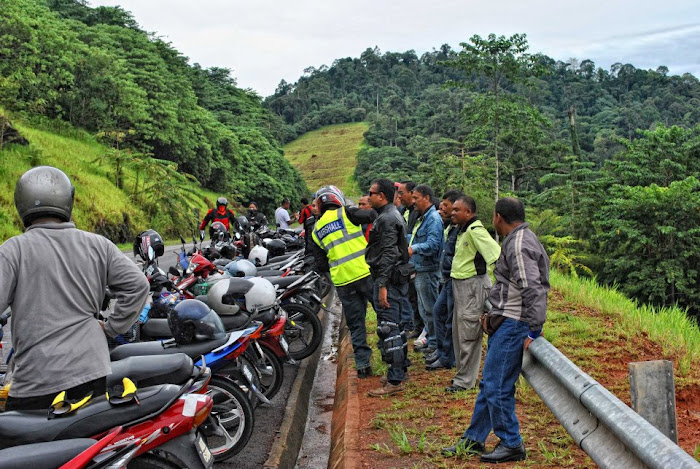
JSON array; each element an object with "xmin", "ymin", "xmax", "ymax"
[{"xmin": 307, "ymin": 179, "xmax": 550, "ymax": 464}]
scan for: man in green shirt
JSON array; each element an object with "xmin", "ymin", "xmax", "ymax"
[{"xmin": 447, "ymin": 195, "xmax": 500, "ymax": 393}]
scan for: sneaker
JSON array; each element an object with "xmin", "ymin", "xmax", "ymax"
[
  {"xmin": 425, "ymin": 351, "xmax": 440, "ymax": 363},
  {"xmin": 356, "ymin": 367, "xmax": 373, "ymax": 379},
  {"xmin": 445, "ymin": 384, "xmax": 468, "ymax": 393},
  {"xmin": 368, "ymin": 381, "xmax": 405, "ymax": 397},
  {"xmin": 380, "ymin": 372, "xmax": 409, "ymax": 385},
  {"xmin": 426, "ymin": 359, "xmax": 449, "ymax": 371},
  {"xmin": 421, "ymin": 347, "xmax": 436, "ymax": 356},
  {"xmin": 413, "ymin": 336, "xmax": 428, "ymax": 351}
]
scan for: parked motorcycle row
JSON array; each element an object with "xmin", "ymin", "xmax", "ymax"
[{"xmin": 0, "ymin": 221, "xmax": 333, "ymax": 468}]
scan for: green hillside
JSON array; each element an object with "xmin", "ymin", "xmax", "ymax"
[
  {"xmin": 283, "ymin": 122, "xmax": 368, "ymax": 197},
  {"xmin": 0, "ymin": 113, "xmax": 220, "ymax": 242}
]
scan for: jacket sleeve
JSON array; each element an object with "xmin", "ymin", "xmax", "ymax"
[
  {"xmin": 411, "ymin": 213, "xmax": 443, "ymax": 256},
  {"xmin": 104, "ymin": 244, "xmax": 149, "ymax": 337},
  {"xmin": 375, "ymin": 219, "xmax": 400, "ymax": 288},
  {"xmin": 472, "ymin": 226, "xmax": 501, "ymax": 276},
  {"xmin": 507, "ymin": 235, "xmax": 548, "ymax": 331},
  {"xmin": 346, "ymin": 206, "xmax": 377, "ymax": 226},
  {"xmin": 0, "ymin": 248, "xmax": 17, "ymax": 316},
  {"xmin": 199, "ymin": 209, "xmax": 214, "ymax": 230},
  {"xmin": 228, "ymin": 210, "xmax": 239, "ymax": 231},
  {"xmin": 309, "ymin": 233, "xmax": 330, "ymax": 273}
]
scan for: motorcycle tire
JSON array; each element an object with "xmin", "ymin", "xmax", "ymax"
[
  {"xmin": 315, "ymin": 272, "xmax": 333, "ymax": 298},
  {"xmin": 282, "ymin": 302, "xmax": 323, "ymax": 360},
  {"xmin": 205, "ymin": 376, "xmax": 255, "ymax": 461},
  {"xmin": 128, "ymin": 455, "xmax": 179, "ymax": 469},
  {"xmin": 244, "ymin": 343, "xmax": 284, "ymax": 400},
  {"xmin": 290, "ymin": 290, "xmax": 322, "ymax": 314}
]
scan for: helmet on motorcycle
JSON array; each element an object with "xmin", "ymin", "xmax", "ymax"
[
  {"xmin": 237, "ymin": 215, "xmax": 249, "ymax": 232},
  {"xmin": 281, "ymin": 234, "xmax": 296, "ymax": 245},
  {"xmin": 210, "ymin": 221, "xmax": 230, "ymax": 241},
  {"xmin": 133, "ymin": 229, "xmax": 165, "ymax": 262},
  {"xmin": 14, "ymin": 166, "xmax": 75, "ymax": 226},
  {"xmin": 316, "ymin": 185, "xmax": 345, "ymax": 209},
  {"xmin": 216, "ymin": 197, "xmax": 228, "ymax": 208},
  {"xmin": 168, "ymin": 299, "xmax": 226, "ymax": 345},
  {"xmin": 207, "ymin": 278, "xmax": 249, "ymax": 315},
  {"xmin": 225, "ymin": 259, "xmax": 257, "ymax": 277},
  {"xmin": 248, "ymin": 245, "xmax": 269, "ymax": 267},
  {"xmin": 246, "ymin": 278, "xmax": 277, "ymax": 311},
  {"xmin": 264, "ymin": 238, "xmax": 286, "ymax": 257}
]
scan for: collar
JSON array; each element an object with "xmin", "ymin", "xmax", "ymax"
[
  {"xmin": 375, "ymin": 203, "xmax": 393, "ymax": 214},
  {"xmin": 503, "ymin": 222, "xmax": 529, "ymax": 240},
  {"xmin": 458, "ymin": 216, "xmax": 478, "ymax": 233},
  {"xmin": 26, "ymin": 221, "xmax": 76, "ymax": 232}
]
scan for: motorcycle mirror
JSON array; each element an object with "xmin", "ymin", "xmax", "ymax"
[
  {"xmin": 168, "ymin": 266, "xmax": 180, "ymax": 277},
  {"xmin": 200, "ymin": 231, "xmax": 205, "ymax": 241},
  {"xmin": 179, "ymin": 235, "xmax": 186, "ymax": 245}
]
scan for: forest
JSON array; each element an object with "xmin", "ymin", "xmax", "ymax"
[
  {"xmin": 0, "ymin": 0, "xmax": 307, "ymax": 216},
  {"xmin": 265, "ymin": 34, "xmax": 700, "ymax": 317}
]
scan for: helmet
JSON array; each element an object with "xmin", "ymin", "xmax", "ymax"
[
  {"xmin": 225, "ymin": 259, "xmax": 257, "ymax": 277},
  {"xmin": 216, "ymin": 197, "xmax": 228, "ymax": 208},
  {"xmin": 237, "ymin": 215, "xmax": 249, "ymax": 232},
  {"xmin": 316, "ymin": 185, "xmax": 345, "ymax": 208},
  {"xmin": 207, "ymin": 277, "xmax": 276, "ymax": 315},
  {"xmin": 14, "ymin": 166, "xmax": 75, "ymax": 226},
  {"xmin": 264, "ymin": 238, "xmax": 286, "ymax": 257},
  {"xmin": 133, "ymin": 229, "xmax": 165, "ymax": 261},
  {"xmin": 248, "ymin": 245, "xmax": 268, "ymax": 266},
  {"xmin": 246, "ymin": 278, "xmax": 277, "ymax": 311},
  {"xmin": 168, "ymin": 299, "xmax": 226, "ymax": 345},
  {"xmin": 210, "ymin": 221, "xmax": 229, "ymax": 241}
]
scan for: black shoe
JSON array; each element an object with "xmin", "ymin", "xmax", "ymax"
[
  {"xmin": 445, "ymin": 384, "xmax": 467, "ymax": 393},
  {"xmin": 480, "ymin": 442, "xmax": 526, "ymax": 463},
  {"xmin": 421, "ymin": 347, "xmax": 436, "ymax": 356},
  {"xmin": 426, "ymin": 360, "xmax": 449, "ymax": 371},
  {"xmin": 425, "ymin": 351, "xmax": 440, "ymax": 364},
  {"xmin": 441, "ymin": 437, "xmax": 485, "ymax": 457},
  {"xmin": 356, "ymin": 367, "xmax": 373, "ymax": 379}
]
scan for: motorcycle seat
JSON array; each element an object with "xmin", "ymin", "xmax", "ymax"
[
  {"xmin": 279, "ymin": 227, "xmax": 302, "ymax": 236},
  {"xmin": 267, "ymin": 252, "xmax": 296, "ymax": 263},
  {"xmin": 109, "ymin": 354, "xmax": 193, "ymax": 388},
  {"xmin": 110, "ymin": 336, "xmax": 229, "ymax": 361},
  {"xmin": 0, "ymin": 384, "xmax": 180, "ymax": 449},
  {"xmin": 141, "ymin": 318, "xmax": 172, "ymax": 338},
  {"xmin": 264, "ymin": 275, "xmax": 303, "ymax": 289},
  {"xmin": 256, "ymin": 269, "xmax": 284, "ymax": 277},
  {"xmin": 221, "ymin": 314, "xmax": 251, "ymax": 330},
  {"xmin": 0, "ymin": 438, "xmax": 96, "ymax": 469}
]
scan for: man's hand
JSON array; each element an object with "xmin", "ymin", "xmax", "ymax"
[
  {"xmin": 378, "ymin": 286, "xmax": 390, "ymax": 309},
  {"xmin": 524, "ymin": 330, "xmax": 543, "ymax": 351},
  {"xmin": 408, "ymin": 246, "xmax": 414, "ymax": 257},
  {"xmin": 98, "ymin": 320, "xmax": 106, "ymax": 335}
]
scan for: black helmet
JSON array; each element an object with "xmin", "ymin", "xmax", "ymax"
[
  {"xmin": 168, "ymin": 299, "xmax": 226, "ymax": 345},
  {"xmin": 210, "ymin": 221, "xmax": 229, "ymax": 241},
  {"xmin": 216, "ymin": 197, "xmax": 228, "ymax": 208},
  {"xmin": 266, "ymin": 238, "xmax": 286, "ymax": 257},
  {"xmin": 133, "ymin": 229, "xmax": 165, "ymax": 261},
  {"xmin": 14, "ymin": 166, "xmax": 75, "ymax": 226},
  {"xmin": 237, "ymin": 215, "xmax": 249, "ymax": 231}
]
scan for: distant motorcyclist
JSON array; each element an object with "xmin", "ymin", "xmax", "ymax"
[
  {"xmin": 245, "ymin": 201, "xmax": 269, "ymax": 232},
  {"xmin": 199, "ymin": 197, "xmax": 238, "ymax": 238},
  {"xmin": 298, "ymin": 197, "xmax": 313, "ymax": 225},
  {"xmin": 0, "ymin": 166, "xmax": 149, "ymax": 411}
]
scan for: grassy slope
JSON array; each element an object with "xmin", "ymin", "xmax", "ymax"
[
  {"xmin": 0, "ymin": 115, "xmax": 220, "ymax": 242},
  {"xmin": 283, "ymin": 122, "xmax": 368, "ymax": 197}
]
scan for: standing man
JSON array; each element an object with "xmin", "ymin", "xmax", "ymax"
[
  {"xmin": 275, "ymin": 197, "xmax": 298, "ymax": 229},
  {"xmin": 365, "ymin": 178, "xmax": 410, "ymax": 396},
  {"xmin": 310, "ymin": 186, "xmax": 376, "ymax": 378},
  {"xmin": 426, "ymin": 189, "xmax": 463, "ymax": 371},
  {"xmin": 447, "ymin": 195, "xmax": 501, "ymax": 393},
  {"xmin": 0, "ymin": 166, "xmax": 149, "ymax": 411},
  {"xmin": 407, "ymin": 184, "xmax": 444, "ymax": 358},
  {"xmin": 443, "ymin": 197, "xmax": 550, "ymax": 463},
  {"xmin": 200, "ymin": 197, "xmax": 238, "ymax": 238},
  {"xmin": 357, "ymin": 194, "xmax": 373, "ymax": 240},
  {"xmin": 298, "ymin": 197, "xmax": 313, "ymax": 225},
  {"xmin": 397, "ymin": 181, "xmax": 421, "ymax": 339}
]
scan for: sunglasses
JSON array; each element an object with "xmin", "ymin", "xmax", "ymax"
[{"xmin": 369, "ymin": 190, "xmax": 380, "ymax": 196}]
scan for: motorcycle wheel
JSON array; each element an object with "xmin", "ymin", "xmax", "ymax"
[
  {"xmin": 205, "ymin": 376, "xmax": 255, "ymax": 461},
  {"xmin": 244, "ymin": 343, "xmax": 284, "ymax": 400},
  {"xmin": 315, "ymin": 272, "xmax": 333, "ymax": 298},
  {"xmin": 291, "ymin": 290, "xmax": 322, "ymax": 314},
  {"xmin": 282, "ymin": 302, "xmax": 323, "ymax": 360},
  {"xmin": 128, "ymin": 455, "xmax": 179, "ymax": 468}
]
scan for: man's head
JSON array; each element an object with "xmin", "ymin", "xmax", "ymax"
[
  {"xmin": 300, "ymin": 197, "xmax": 309, "ymax": 206},
  {"xmin": 398, "ymin": 181, "xmax": 416, "ymax": 207},
  {"xmin": 247, "ymin": 202, "xmax": 258, "ymax": 215},
  {"xmin": 315, "ymin": 185, "xmax": 345, "ymax": 213},
  {"xmin": 440, "ymin": 189, "xmax": 463, "ymax": 222},
  {"xmin": 451, "ymin": 195, "xmax": 477, "ymax": 226},
  {"xmin": 412, "ymin": 184, "xmax": 434, "ymax": 214},
  {"xmin": 369, "ymin": 178, "xmax": 395, "ymax": 209},
  {"xmin": 281, "ymin": 197, "xmax": 290, "ymax": 209},
  {"xmin": 358, "ymin": 194, "xmax": 371, "ymax": 210},
  {"xmin": 493, "ymin": 197, "xmax": 525, "ymax": 237},
  {"xmin": 15, "ymin": 166, "xmax": 75, "ymax": 227}
]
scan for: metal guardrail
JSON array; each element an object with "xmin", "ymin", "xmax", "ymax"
[{"xmin": 521, "ymin": 338, "xmax": 700, "ymax": 469}]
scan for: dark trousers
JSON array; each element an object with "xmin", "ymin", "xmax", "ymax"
[
  {"xmin": 373, "ymin": 281, "xmax": 408, "ymax": 382},
  {"xmin": 336, "ymin": 276, "xmax": 374, "ymax": 370},
  {"xmin": 433, "ymin": 279, "xmax": 455, "ymax": 367},
  {"xmin": 6, "ymin": 377, "xmax": 107, "ymax": 411},
  {"xmin": 409, "ymin": 281, "xmax": 422, "ymax": 332}
]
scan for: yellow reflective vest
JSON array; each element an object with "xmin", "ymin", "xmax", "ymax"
[{"xmin": 312, "ymin": 207, "xmax": 371, "ymax": 286}]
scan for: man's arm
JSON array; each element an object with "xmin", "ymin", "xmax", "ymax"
[
  {"xmin": 375, "ymin": 220, "xmax": 399, "ymax": 288},
  {"xmin": 199, "ymin": 209, "xmax": 214, "ymax": 230},
  {"xmin": 410, "ymin": 214, "xmax": 443, "ymax": 256},
  {"xmin": 0, "ymin": 249, "xmax": 17, "ymax": 315},
  {"xmin": 346, "ymin": 206, "xmax": 377, "ymax": 226},
  {"xmin": 104, "ymin": 244, "xmax": 149, "ymax": 337},
  {"xmin": 508, "ymin": 239, "xmax": 547, "ymax": 334},
  {"xmin": 309, "ymin": 236, "xmax": 330, "ymax": 273},
  {"xmin": 472, "ymin": 226, "xmax": 501, "ymax": 276}
]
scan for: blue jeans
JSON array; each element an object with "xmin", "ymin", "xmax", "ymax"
[
  {"xmin": 464, "ymin": 318, "xmax": 530, "ymax": 448},
  {"xmin": 398, "ymin": 291, "xmax": 414, "ymax": 333},
  {"xmin": 373, "ymin": 281, "xmax": 408, "ymax": 382},
  {"xmin": 336, "ymin": 276, "xmax": 374, "ymax": 369},
  {"xmin": 414, "ymin": 270, "xmax": 440, "ymax": 349},
  {"xmin": 433, "ymin": 279, "xmax": 455, "ymax": 367}
]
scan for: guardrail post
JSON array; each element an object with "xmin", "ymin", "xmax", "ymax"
[{"xmin": 629, "ymin": 360, "xmax": 678, "ymax": 443}]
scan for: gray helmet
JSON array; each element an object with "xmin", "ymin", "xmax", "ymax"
[{"xmin": 14, "ymin": 166, "xmax": 75, "ymax": 226}]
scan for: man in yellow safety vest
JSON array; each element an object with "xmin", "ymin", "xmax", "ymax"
[{"xmin": 310, "ymin": 185, "xmax": 377, "ymax": 378}]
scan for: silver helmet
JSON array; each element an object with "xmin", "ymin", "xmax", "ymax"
[{"xmin": 14, "ymin": 166, "xmax": 75, "ymax": 226}]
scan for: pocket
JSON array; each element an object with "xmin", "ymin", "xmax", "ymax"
[{"xmin": 462, "ymin": 318, "xmax": 482, "ymax": 341}]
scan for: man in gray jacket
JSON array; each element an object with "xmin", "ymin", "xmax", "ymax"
[
  {"xmin": 443, "ymin": 197, "xmax": 550, "ymax": 464},
  {"xmin": 0, "ymin": 166, "xmax": 149, "ymax": 411}
]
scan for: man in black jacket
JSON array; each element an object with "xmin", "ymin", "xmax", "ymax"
[{"xmin": 365, "ymin": 178, "xmax": 410, "ymax": 397}]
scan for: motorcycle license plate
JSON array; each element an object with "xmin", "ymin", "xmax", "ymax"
[
  {"xmin": 279, "ymin": 336, "xmax": 289, "ymax": 354},
  {"xmin": 242, "ymin": 364, "xmax": 255, "ymax": 383},
  {"xmin": 195, "ymin": 432, "xmax": 214, "ymax": 468}
]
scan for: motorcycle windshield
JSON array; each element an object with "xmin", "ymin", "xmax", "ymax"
[{"xmin": 179, "ymin": 251, "xmax": 189, "ymax": 269}]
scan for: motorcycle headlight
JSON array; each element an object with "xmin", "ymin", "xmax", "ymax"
[{"xmin": 186, "ymin": 262, "xmax": 199, "ymax": 274}]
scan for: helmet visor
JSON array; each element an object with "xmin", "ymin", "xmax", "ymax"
[{"xmin": 195, "ymin": 309, "xmax": 227, "ymax": 340}]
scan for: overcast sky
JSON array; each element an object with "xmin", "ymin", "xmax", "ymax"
[{"xmin": 90, "ymin": 0, "xmax": 700, "ymax": 97}]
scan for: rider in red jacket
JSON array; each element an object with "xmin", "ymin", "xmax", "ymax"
[{"xmin": 199, "ymin": 197, "xmax": 238, "ymax": 237}]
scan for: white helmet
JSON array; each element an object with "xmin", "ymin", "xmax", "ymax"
[
  {"xmin": 246, "ymin": 277, "xmax": 277, "ymax": 311},
  {"xmin": 207, "ymin": 278, "xmax": 245, "ymax": 316},
  {"xmin": 225, "ymin": 259, "xmax": 257, "ymax": 277},
  {"xmin": 248, "ymin": 245, "xmax": 269, "ymax": 267}
]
